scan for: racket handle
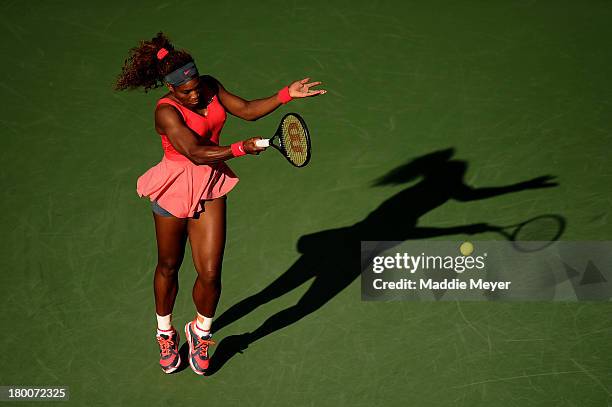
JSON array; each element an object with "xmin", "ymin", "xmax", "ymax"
[{"xmin": 255, "ymin": 139, "xmax": 270, "ymax": 148}]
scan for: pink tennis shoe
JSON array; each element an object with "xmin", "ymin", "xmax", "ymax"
[
  {"xmin": 156, "ymin": 328, "xmax": 181, "ymax": 374},
  {"xmin": 184, "ymin": 321, "xmax": 216, "ymax": 375}
]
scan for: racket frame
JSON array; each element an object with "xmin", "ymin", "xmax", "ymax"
[
  {"xmin": 496, "ymin": 214, "xmax": 566, "ymax": 252},
  {"xmin": 269, "ymin": 112, "xmax": 312, "ymax": 168}
]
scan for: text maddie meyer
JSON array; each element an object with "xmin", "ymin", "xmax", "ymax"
[{"xmin": 372, "ymin": 278, "xmax": 511, "ymax": 292}]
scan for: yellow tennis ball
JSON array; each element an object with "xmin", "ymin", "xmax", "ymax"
[{"xmin": 460, "ymin": 241, "xmax": 474, "ymax": 256}]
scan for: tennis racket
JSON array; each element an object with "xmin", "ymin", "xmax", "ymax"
[
  {"xmin": 490, "ymin": 214, "xmax": 566, "ymax": 252},
  {"xmin": 255, "ymin": 113, "xmax": 311, "ymax": 167}
]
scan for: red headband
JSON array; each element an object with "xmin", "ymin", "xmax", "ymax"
[{"xmin": 157, "ymin": 48, "xmax": 169, "ymax": 60}]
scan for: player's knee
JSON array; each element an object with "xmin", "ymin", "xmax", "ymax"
[
  {"xmin": 196, "ymin": 269, "xmax": 221, "ymax": 286},
  {"xmin": 156, "ymin": 259, "xmax": 181, "ymax": 278}
]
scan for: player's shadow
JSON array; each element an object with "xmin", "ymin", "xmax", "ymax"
[{"xmin": 205, "ymin": 147, "xmax": 560, "ymax": 375}]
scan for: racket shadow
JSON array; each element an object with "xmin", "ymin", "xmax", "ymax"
[{"xmin": 207, "ymin": 147, "xmax": 564, "ymax": 375}]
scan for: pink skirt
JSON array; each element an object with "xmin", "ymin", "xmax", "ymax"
[{"xmin": 136, "ymin": 155, "xmax": 239, "ymax": 218}]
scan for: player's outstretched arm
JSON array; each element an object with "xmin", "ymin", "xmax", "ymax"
[
  {"xmin": 453, "ymin": 175, "xmax": 558, "ymax": 201},
  {"xmin": 215, "ymin": 77, "xmax": 326, "ymax": 121}
]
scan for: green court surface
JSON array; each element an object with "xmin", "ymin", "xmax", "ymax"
[{"xmin": 1, "ymin": 1, "xmax": 611, "ymax": 406}]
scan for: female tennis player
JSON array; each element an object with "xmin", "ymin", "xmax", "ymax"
[{"xmin": 114, "ymin": 32, "xmax": 325, "ymax": 375}]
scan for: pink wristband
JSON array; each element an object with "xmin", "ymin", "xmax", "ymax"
[
  {"xmin": 277, "ymin": 86, "xmax": 293, "ymax": 104},
  {"xmin": 231, "ymin": 141, "xmax": 246, "ymax": 157}
]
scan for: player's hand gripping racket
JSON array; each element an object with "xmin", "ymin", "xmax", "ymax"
[
  {"xmin": 490, "ymin": 214, "xmax": 566, "ymax": 252},
  {"xmin": 255, "ymin": 113, "xmax": 311, "ymax": 167}
]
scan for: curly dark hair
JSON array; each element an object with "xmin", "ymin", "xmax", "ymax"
[{"xmin": 114, "ymin": 32, "xmax": 194, "ymax": 92}]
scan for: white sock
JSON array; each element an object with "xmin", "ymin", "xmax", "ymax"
[
  {"xmin": 156, "ymin": 313, "xmax": 172, "ymax": 332},
  {"xmin": 195, "ymin": 312, "xmax": 213, "ymax": 337}
]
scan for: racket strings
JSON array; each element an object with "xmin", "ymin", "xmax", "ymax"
[{"xmin": 280, "ymin": 116, "xmax": 309, "ymax": 166}]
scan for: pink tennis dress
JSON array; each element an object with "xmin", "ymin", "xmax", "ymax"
[{"xmin": 136, "ymin": 95, "xmax": 239, "ymax": 218}]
